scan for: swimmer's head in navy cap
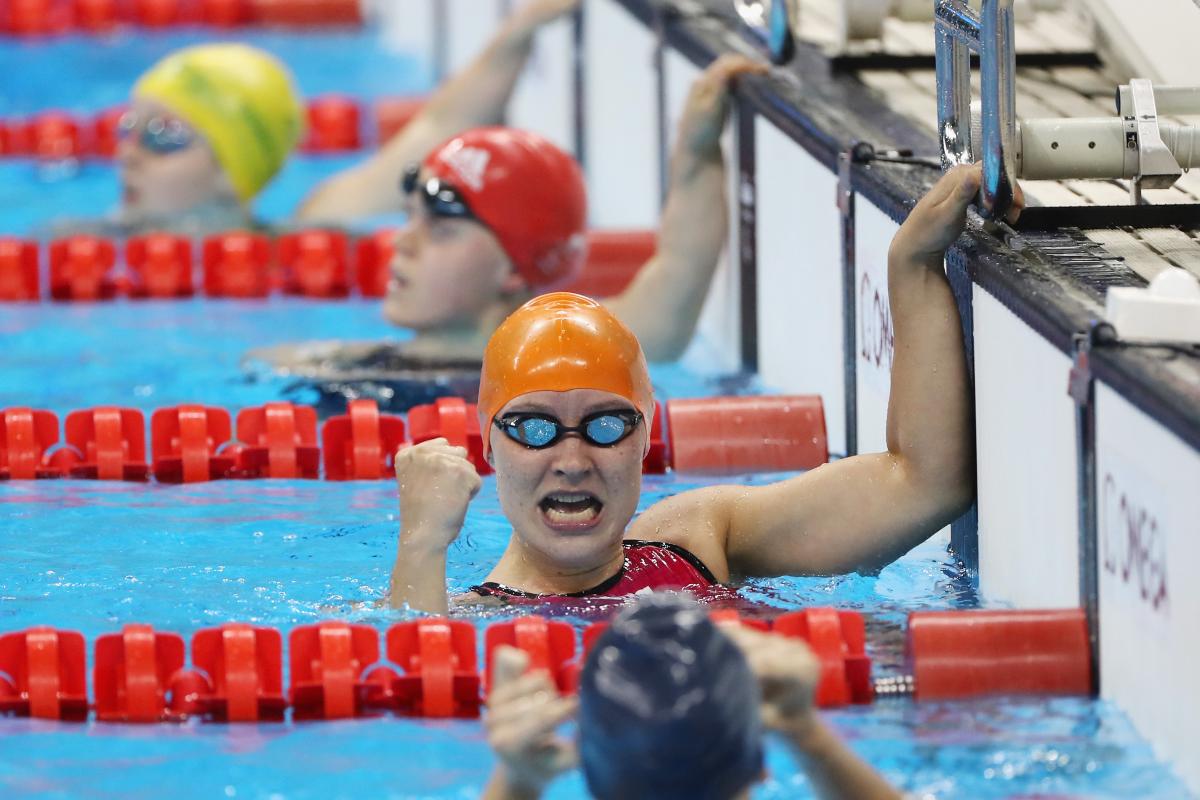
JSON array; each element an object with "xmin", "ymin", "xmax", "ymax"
[{"xmin": 577, "ymin": 594, "xmax": 765, "ymax": 800}]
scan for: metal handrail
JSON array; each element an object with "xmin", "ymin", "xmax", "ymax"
[{"xmin": 935, "ymin": 0, "xmax": 1017, "ymax": 220}]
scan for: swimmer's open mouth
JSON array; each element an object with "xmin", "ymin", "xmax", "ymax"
[{"xmin": 539, "ymin": 491, "xmax": 603, "ymax": 530}]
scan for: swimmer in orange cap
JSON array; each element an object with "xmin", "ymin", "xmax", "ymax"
[
  {"xmin": 256, "ymin": 52, "xmax": 767, "ymax": 409},
  {"xmin": 389, "ymin": 164, "xmax": 1021, "ymax": 613}
]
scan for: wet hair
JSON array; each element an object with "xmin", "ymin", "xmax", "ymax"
[{"xmin": 577, "ymin": 594, "xmax": 764, "ymax": 800}]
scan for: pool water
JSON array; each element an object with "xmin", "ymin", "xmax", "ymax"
[{"xmin": 0, "ymin": 21, "xmax": 1195, "ymax": 800}]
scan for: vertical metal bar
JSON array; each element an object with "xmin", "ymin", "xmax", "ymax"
[
  {"xmin": 573, "ymin": 4, "xmax": 586, "ymax": 168},
  {"xmin": 653, "ymin": 8, "xmax": 670, "ymax": 209},
  {"xmin": 736, "ymin": 98, "xmax": 759, "ymax": 373},
  {"xmin": 1072, "ymin": 334, "xmax": 1102, "ymax": 693},
  {"xmin": 837, "ymin": 149, "xmax": 858, "ymax": 457},
  {"xmin": 980, "ymin": 0, "xmax": 1018, "ymax": 217},
  {"xmin": 935, "ymin": 1, "xmax": 978, "ymax": 168},
  {"xmin": 432, "ymin": 0, "xmax": 449, "ymax": 84}
]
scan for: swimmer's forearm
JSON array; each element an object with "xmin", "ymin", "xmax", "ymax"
[
  {"xmin": 389, "ymin": 539, "xmax": 450, "ymax": 614},
  {"xmin": 482, "ymin": 768, "xmax": 546, "ymax": 800},
  {"xmin": 783, "ymin": 717, "xmax": 903, "ymax": 800},
  {"xmin": 297, "ymin": 8, "xmax": 549, "ymax": 222},
  {"xmin": 608, "ymin": 145, "xmax": 727, "ymax": 362},
  {"xmin": 883, "ymin": 240, "xmax": 975, "ymax": 513}
]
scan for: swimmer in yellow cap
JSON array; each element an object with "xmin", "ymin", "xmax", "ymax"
[
  {"xmin": 388, "ymin": 164, "xmax": 1022, "ymax": 614},
  {"xmin": 117, "ymin": 42, "xmax": 304, "ymax": 232}
]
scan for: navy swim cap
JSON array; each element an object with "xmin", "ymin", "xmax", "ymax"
[{"xmin": 577, "ymin": 595, "xmax": 765, "ymax": 800}]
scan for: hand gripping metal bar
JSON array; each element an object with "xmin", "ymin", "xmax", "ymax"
[{"xmin": 936, "ymin": 0, "xmax": 1018, "ymax": 220}]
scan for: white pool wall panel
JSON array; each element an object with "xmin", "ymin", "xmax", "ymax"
[
  {"xmin": 377, "ymin": 0, "xmax": 436, "ymax": 74},
  {"xmin": 752, "ymin": 118, "xmax": 846, "ymax": 455},
  {"xmin": 1095, "ymin": 382, "xmax": 1200, "ymax": 793},
  {"xmin": 582, "ymin": 0, "xmax": 660, "ymax": 228},
  {"xmin": 854, "ymin": 200, "xmax": 899, "ymax": 455},
  {"xmin": 445, "ymin": 0, "xmax": 506, "ymax": 74},
  {"xmin": 509, "ymin": 15, "xmax": 577, "ymax": 156},
  {"xmin": 973, "ymin": 288, "xmax": 1081, "ymax": 608}
]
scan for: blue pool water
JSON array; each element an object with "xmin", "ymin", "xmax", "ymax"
[{"xmin": 0, "ymin": 22, "xmax": 1195, "ymax": 800}]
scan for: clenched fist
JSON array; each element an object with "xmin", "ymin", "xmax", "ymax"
[{"xmin": 395, "ymin": 437, "xmax": 483, "ymax": 553}]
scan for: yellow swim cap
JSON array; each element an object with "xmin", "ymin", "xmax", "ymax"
[
  {"xmin": 478, "ymin": 292, "xmax": 655, "ymax": 458},
  {"xmin": 134, "ymin": 43, "xmax": 304, "ymax": 202}
]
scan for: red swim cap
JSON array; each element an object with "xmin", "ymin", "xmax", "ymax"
[{"xmin": 423, "ymin": 127, "xmax": 588, "ymax": 289}]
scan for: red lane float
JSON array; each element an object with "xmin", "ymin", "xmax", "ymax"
[
  {"xmin": 49, "ymin": 235, "xmax": 117, "ymax": 301},
  {"xmin": 0, "ymin": 120, "xmax": 27, "ymax": 155},
  {"xmin": 278, "ymin": 230, "xmax": 350, "ymax": 297},
  {"xmin": 151, "ymin": 405, "xmax": 236, "ymax": 483},
  {"xmin": 235, "ymin": 402, "xmax": 320, "ymax": 479},
  {"xmin": 5, "ymin": 0, "xmax": 73, "ymax": 36},
  {"xmin": 642, "ymin": 403, "xmax": 667, "ymax": 474},
  {"xmin": 93, "ymin": 624, "xmax": 185, "ymax": 722},
  {"xmin": 302, "ymin": 96, "xmax": 361, "ymax": 153},
  {"xmin": 133, "ymin": 0, "xmax": 183, "ymax": 27},
  {"xmin": 485, "ymin": 616, "xmax": 576, "ymax": 695},
  {"xmin": 388, "ymin": 619, "xmax": 481, "ymax": 718},
  {"xmin": 90, "ymin": 106, "xmax": 125, "ymax": 159},
  {"xmin": 408, "ymin": 397, "xmax": 491, "ymax": 475},
  {"xmin": 0, "ymin": 627, "xmax": 88, "ymax": 720},
  {"xmin": 30, "ymin": 111, "xmax": 83, "ymax": 160},
  {"xmin": 249, "ymin": 0, "xmax": 363, "ymax": 27},
  {"xmin": 666, "ymin": 395, "xmax": 827, "ymax": 474},
  {"xmin": 373, "ymin": 96, "xmax": 424, "ymax": 144},
  {"xmin": 354, "ymin": 228, "xmax": 394, "ymax": 297},
  {"xmin": 564, "ymin": 230, "xmax": 656, "ymax": 298},
  {"xmin": 202, "ymin": 232, "xmax": 272, "ymax": 298},
  {"xmin": 0, "ymin": 238, "xmax": 39, "ymax": 301},
  {"xmin": 321, "ymin": 398, "xmax": 406, "ymax": 480},
  {"xmin": 289, "ymin": 621, "xmax": 380, "ymax": 720},
  {"xmin": 126, "ymin": 234, "xmax": 194, "ymax": 298},
  {"xmin": 191, "ymin": 624, "xmax": 287, "ymax": 722},
  {"xmin": 775, "ymin": 608, "xmax": 872, "ymax": 707},
  {"xmin": 0, "ymin": 408, "xmax": 63, "ymax": 479},
  {"xmin": 906, "ymin": 609, "xmax": 1093, "ymax": 701},
  {"xmin": 201, "ymin": 0, "xmax": 250, "ymax": 26},
  {"xmin": 63, "ymin": 407, "xmax": 150, "ymax": 481},
  {"xmin": 74, "ymin": 0, "xmax": 119, "ymax": 32}
]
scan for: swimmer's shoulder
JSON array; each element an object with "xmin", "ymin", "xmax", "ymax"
[{"xmin": 628, "ymin": 485, "xmax": 744, "ymax": 582}]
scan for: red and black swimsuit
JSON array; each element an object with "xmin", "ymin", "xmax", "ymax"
[{"xmin": 469, "ymin": 540, "xmax": 737, "ymax": 606}]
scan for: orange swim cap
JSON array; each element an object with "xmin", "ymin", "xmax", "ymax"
[
  {"xmin": 423, "ymin": 127, "xmax": 588, "ymax": 290},
  {"xmin": 478, "ymin": 292, "xmax": 654, "ymax": 458}
]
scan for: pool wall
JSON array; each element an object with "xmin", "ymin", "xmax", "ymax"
[{"xmin": 382, "ymin": 0, "xmax": 1200, "ymax": 788}]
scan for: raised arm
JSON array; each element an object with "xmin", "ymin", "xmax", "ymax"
[
  {"xmin": 605, "ymin": 55, "xmax": 767, "ymax": 362},
  {"xmin": 713, "ymin": 165, "xmax": 1016, "ymax": 577},
  {"xmin": 388, "ymin": 438, "xmax": 481, "ymax": 613},
  {"xmin": 297, "ymin": 0, "xmax": 580, "ymax": 223},
  {"xmin": 720, "ymin": 625, "xmax": 902, "ymax": 800}
]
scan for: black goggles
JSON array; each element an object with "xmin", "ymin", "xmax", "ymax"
[
  {"xmin": 401, "ymin": 164, "xmax": 477, "ymax": 221},
  {"xmin": 493, "ymin": 410, "xmax": 644, "ymax": 450}
]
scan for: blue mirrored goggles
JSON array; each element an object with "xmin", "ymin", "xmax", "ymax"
[
  {"xmin": 493, "ymin": 410, "xmax": 644, "ymax": 449},
  {"xmin": 118, "ymin": 111, "xmax": 197, "ymax": 156},
  {"xmin": 401, "ymin": 164, "xmax": 478, "ymax": 221}
]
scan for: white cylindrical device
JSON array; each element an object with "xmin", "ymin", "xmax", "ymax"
[{"xmin": 1017, "ymin": 117, "xmax": 1199, "ymax": 180}]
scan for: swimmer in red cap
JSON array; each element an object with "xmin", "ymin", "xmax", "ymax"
[
  {"xmin": 255, "ymin": 52, "xmax": 767, "ymax": 404},
  {"xmin": 389, "ymin": 164, "xmax": 1021, "ymax": 613},
  {"xmin": 482, "ymin": 595, "xmax": 901, "ymax": 799}
]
